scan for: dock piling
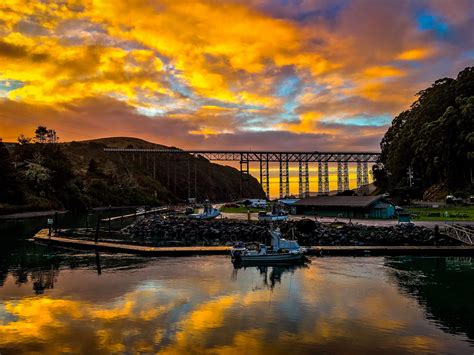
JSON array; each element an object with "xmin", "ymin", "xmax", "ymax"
[
  {"xmin": 54, "ymin": 212, "xmax": 58, "ymax": 235},
  {"xmin": 95, "ymin": 214, "xmax": 101, "ymax": 243}
]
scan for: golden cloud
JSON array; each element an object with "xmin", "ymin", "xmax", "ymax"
[{"xmin": 396, "ymin": 47, "xmax": 435, "ymax": 61}]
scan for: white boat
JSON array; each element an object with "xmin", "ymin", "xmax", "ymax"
[
  {"xmin": 257, "ymin": 210, "xmax": 289, "ymax": 222},
  {"xmin": 188, "ymin": 202, "xmax": 221, "ymax": 220},
  {"xmin": 230, "ymin": 227, "xmax": 306, "ymax": 264}
]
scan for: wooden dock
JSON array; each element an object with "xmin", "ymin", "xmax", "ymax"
[
  {"xmin": 34, "ymin": 229, "xmax": 229, "ymax": 256},
  {"xmin": 101, "ymin": 207, "xmax": 168, "ymax": 222},
  {"xmin": 34, "ymin": 229, "xmax": 474, "ymax": 257}
]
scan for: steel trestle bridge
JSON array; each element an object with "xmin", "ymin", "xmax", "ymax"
[{"xmin": 104, "ymin": 148, "xmax": 380, "ymax": 198}]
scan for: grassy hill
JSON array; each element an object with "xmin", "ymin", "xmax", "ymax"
[{"xmin": 1, "ymin": 137, "xmax": 264, "ymax": 214}]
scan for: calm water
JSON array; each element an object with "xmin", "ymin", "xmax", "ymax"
[{"xmin": 1, "ymin": 243, "xmax": 474, "ymax": 354}]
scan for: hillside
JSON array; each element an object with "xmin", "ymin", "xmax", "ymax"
[
  {"xmin": 0, "ymin": 137, "xmax": 265, "ymax": 214},
  {"xmin": 375, "ymin": 66, "xmax": 474, "ymax": 200}
]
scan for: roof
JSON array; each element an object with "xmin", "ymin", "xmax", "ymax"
[
  {"xmin": 372, "ymin": 202, "xmax": 392, "ymax": 209},
  {"xmin": 278, "ymin": 199, "xmax": 300, "ymax": 205},
  {"xmin": 294, "ymin": 195, "xmax": 387, "ymax": 208}
]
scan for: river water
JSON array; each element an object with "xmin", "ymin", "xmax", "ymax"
[{"xmin": 0, "ymin": 215, "xmax": 474, "ymax": 353}]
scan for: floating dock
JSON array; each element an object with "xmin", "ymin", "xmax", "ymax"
[{"xmin": 34, "ymin": 229, "xmax": 474, "ymax": 257}]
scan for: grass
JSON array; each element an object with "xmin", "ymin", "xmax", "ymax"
[
  {"xmin": 220, "ymin": 206, "xmax": 264, "ymax": 213},
  {"xmin": 407, "ymin": 205, "xmax": 474, "ymax": 221}
]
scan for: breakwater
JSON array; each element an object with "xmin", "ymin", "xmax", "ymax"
[{"xmin": 120, "ymin": 216, "xmax": 461, "ymax": 247}]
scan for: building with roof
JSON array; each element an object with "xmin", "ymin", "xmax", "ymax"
[{"xmin": 292, "ymin": 195, "xmax": 396, "ymax": 219}]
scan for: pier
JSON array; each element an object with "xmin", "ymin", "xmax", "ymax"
[{"xmin": 34, "ymin": 229, "xmax": 474, "ymax": 257}]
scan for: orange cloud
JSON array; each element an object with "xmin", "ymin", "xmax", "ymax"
[
  {"xmin": 396, "ymin": 48, "xmax": 434, "ymax": 61},
  {"xmin": 0, "ymin": 0, "xmax": 471, "ymax": 156},
  {"xmin": 275, "ymin": 111, "xmax": 323, "ymax": 133},
  {"xmin": 363, "ymin": 66, "xmax": 405, "ymax": 79}
]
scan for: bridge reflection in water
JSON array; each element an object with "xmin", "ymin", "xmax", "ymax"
[
  {"xmin": 104, "ymin": 148, "xmax": 380, "ymax": 198},
  {"xmin": 0, "ymin": 249, "xmax": 473, "ymax": 354}
]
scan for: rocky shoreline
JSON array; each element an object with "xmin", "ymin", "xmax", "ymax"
[{"xmin": 119, "ymin": 216, "xmax": 462, "ymax": 247}]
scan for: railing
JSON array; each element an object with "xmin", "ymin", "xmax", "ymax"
[{"xmin": 444, "ymin": 224, "xmax": 474, "ymax": 245}]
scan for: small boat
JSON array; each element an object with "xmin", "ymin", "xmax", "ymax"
[
  {"xmin": 257, "ymin": 211, "xmax": 289, "ymax": 222},
  {"xmin": 187, "ymin": 202, "xmax": 221, "ymax": 220},
  {"xmin": 257, "ymin": 204, "xmax": 289, "ymax": 221},
  {"xmin": 230, "ymin": 227, "xmax": 306, "ymax": 265}
]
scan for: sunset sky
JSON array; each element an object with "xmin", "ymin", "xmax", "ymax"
[{"xmin": 0, "ymin": 0, "xmax": 473, "ymax": 152}]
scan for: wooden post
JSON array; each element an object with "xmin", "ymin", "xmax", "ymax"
[
  {"xmin": 95, "ymin": 214, "xmax": 101, "ymax": 243},
  {"xmin": 54, "ymin": 212, "xmax": 58, "ymax": 235},
  {"xmin": 167, "ymin": 157, "xmax": 170, "ymax": 187},
  {"xmin": 95, "ymin": 252, "xmax": 102, "ymax": 275},
  {"xmin": 108, "ymin": 206, "xmax": 112, "ymax": 233},
  {"xmin": 194, "ymin": 160, "xmax": 197, "ymax": 200}
]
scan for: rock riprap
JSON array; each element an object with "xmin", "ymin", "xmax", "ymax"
[{"xmin": 121, "ymin": 217, "xmax": 461, "ymax": 247}]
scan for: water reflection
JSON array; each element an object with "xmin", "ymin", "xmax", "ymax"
[
  {"xmin": 232, "ymin": 263, "xmax": 309, "ymax": 290},
  {"xmin": 0, "ymin": 254, "xmax": 473, "ymax": 354},
  {"xmin": 385, "ymin": 256, "xmax": 474, "ymax": 341}
]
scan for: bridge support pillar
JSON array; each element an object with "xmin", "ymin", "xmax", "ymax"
[
  {"xmin": 362, "ymin": 161, "xmax": 369, "ymax": 193},
  {"xmin": 298, "ymin": 161, "xmax": 309, "ymax": 198},
  {"xmin": 357, "ymin": 161, "xmax": 361, "ymax": 190},
  {"xmin": 357, "ymin": 161, "xmax": 369, "ymax": 194},
  {"xmin": 305, "ymin": 161, "xmax": 310, "ymax": 197},
  {"xmin": 187, "ymin": 159, "xmax": 197, "ymax": 201},
  {"xmin": 318, "ymin": 161, "xmax": 329, "ymax": 195},
  {"xmin": 259, "ymin": 159, "xmax": 270, "ymax": 199},
  {"xmin": 343, "ymin": 161, "xmax": 349, "ymax": 191},
  {"xmin": 337, "ymin": 162, "xmax": 343, "ymax": 193},
  {"xmin": 279, "ymin": 157, "xmax": 289, "ymax": 199},
  {"xmin": 337, "ymin": 161, "xmax": 350, "ymax": 192},
  {"xmin": 240, "ymin": 158, "xmax": 250, "ymax": 198}
]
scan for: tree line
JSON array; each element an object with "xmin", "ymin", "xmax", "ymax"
[{"xmin": 374, "ymin": 66, "xmax": 474, "ymax": 199}]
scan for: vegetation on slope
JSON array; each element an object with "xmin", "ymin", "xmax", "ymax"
[
  {"xmin": 374, "ymin": 66, "xmax": 474, "ymax": 199},
  {"xmin": 0, "ymin": 134, "xmax": 264, "ymax": 214}
]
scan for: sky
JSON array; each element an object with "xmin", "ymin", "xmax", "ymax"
[{"xmin": 0, "ymin": 0, "xmax": 473, "ymax": 153}]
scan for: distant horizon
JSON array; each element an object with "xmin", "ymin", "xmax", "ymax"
[{"xmin": 1, "ymin": 135, "xmax": 382, "ymax": 153}]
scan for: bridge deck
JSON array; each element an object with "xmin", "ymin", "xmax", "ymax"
[{"xmin": 104, "ymin": 148, "xmax": 380, "ymax": 162}]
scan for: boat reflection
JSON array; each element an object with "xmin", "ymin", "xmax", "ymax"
[{"xmin": 232, "ymin": 261, "xmax": 309, "ymax": 290}]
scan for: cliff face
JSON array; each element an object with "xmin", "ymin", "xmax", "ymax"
[
  {"xmin": 67, "ymin": 137, "xmax": 265, "ymax": 204},
  {"xmin": 3, "ymin": 137, "xmax": 264, "ymax": 212}
]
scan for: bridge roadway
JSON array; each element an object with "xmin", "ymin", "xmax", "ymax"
[
  {"xmin": 104, "ymin": 148, "xmax": 380, "ymax": 162},
  {"xmin": 104, "ymin": 148, "xmax": 381, "ymax": 199}
]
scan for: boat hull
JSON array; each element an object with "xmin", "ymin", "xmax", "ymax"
[
  {"xmin": 258, "ymin": 215, "xmax": 288, "ymax": 222},
  {"xmin": 233, "ymin": 252, "xmax": 304, "ymax": 265},
  {"xmin": 188, "ymin": 212, "xmax": 220, "ymax": 220}
]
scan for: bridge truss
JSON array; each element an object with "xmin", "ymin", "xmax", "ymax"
[{"xmin": 104, "ymin": 149, "xmax": 380, "ymax": 199}]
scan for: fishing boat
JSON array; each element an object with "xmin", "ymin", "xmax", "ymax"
[
  {"xmin": 230, "ymin": 227, "xmax": 306, "ymax": 265},
  {"xmin": 257, "ymin": 204, "xmax": 289, "ymax": 221},
  {"xmin": 257, "ymin": 210, "xmax": 289, "ymax": 221},
  {"xmin": 187, "ymin": 201, "xmax": 221, "ymax": 220}
]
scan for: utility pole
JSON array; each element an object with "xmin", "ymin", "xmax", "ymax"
[{"xmin": 407, "ymin": 166, "xmax": 414, "ymax": 188}]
